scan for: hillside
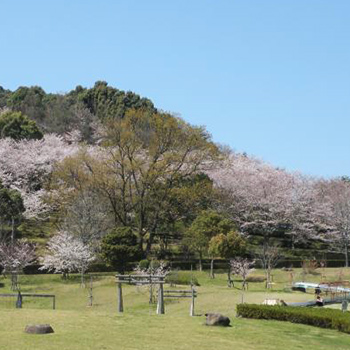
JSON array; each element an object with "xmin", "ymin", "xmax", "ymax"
[{"xmin": 0, "ymin": 82, "xmax": 348, "ymax": 270}]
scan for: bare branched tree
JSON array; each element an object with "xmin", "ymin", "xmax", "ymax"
[
  {"xmin": 133, "ymin": 260, "xmax": 170, "ymax": 304},
  {"xmin": 257, "ymin": 242, "xmax": 280, "ymax": 289},
  {"xmin": 60, "ymin": 190, "xmax": 113, "ymax": 248}
]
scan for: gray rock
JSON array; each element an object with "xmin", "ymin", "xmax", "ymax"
[
  {"xmin": 205, "ymin": 313, "xmax": 230, "ymax": 327},
  {"xmin": 25, "ymin": 324, "xmax": 54, "ymax": 334}
]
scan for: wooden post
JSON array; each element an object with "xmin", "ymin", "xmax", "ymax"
[
  {"xmin": 16, "ymin": 291, "xmax": 22, "ymax": 309},
  {"xmin": 190, "ymin": 265, "xmax": 193, "ymax": 287},
  {"xmin": 149, "ymin": 275, "xmax": 153, "ymax": 304},
  {"xmin": 190, "ymin": 287, "xmax": 195, "ymax": 316},
  {"xmin": 88, "ymin": 275, "xmax": 93, "ymax": 307},
  {"xmin": 53, "ymin": 295, "xmax": 56, "ymax": 310},
  {"xmin": 117, "ymin": 282, "xmax": 124, "ymax": 313},
  {"xmin": 210, "ymin": 259, "xmax": 214, "ymax": 279},
  {"xmin": 157, "ymin": 283, "xmax": 164, "ymax": 314}
]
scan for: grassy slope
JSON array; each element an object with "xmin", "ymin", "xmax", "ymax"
[{"xmin": 0, "ymin": 268, "xmax": 350, "ymax": 350}]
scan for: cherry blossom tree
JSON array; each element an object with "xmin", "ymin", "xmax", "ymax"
[
  {"xmin": 0, "ymin": 240, "xmax": 36, "ymax": 290},
  {"xmin": 209, "ymin": 153, "xmax": 323, "ymax": 250},
  {"xmin": 318, "ymin": 179, "xmax": 350, "ymax": 267},
  {"xmin": 283, "ymin": 174, "xmax": 325, "ymax": 249},
  {"xmin": 134, "ymin": 260, "xmax": 170, "ymax": 277},
  {"xmin": 230, "ymin": 257, "xmax": 255, "ymax": 290},
  {"xmin": 62, "ymin": 104, "xmax": 103, "ymax": 145},
  {"xmin": 210, "ymin": 153, "xmax": 294, "ymax": 239},
  {"xmin": 0, "ymin": 134, "xmax": 78, "ymax": 219},
  {"xmin": 208, "ymin": 152, "xmax": 338, "ymax": 282},
  {"xmin": 40, "ymin": 231, "xmax": 95, "ymax": 285}
]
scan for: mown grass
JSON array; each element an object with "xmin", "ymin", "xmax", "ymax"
[{"xmin": 0, "ymin": 268, "xmax": 349, "ymax": 350}]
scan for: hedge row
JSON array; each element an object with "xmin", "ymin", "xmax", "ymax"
[{"xmin": 236, "ymin": 304, "xmax": 350, "ymax": 334}]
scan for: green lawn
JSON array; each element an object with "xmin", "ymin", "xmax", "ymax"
[{"xmin": 0, "ymin": 268, "xmax": 350, "ymax": 350}]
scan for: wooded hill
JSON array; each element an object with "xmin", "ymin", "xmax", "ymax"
[
  {"xmin": 0, "ymin": 81, "xmax": 155, "ymax": 141},
  {"xmin": 0, "ymin": 82, "xmax": 348, "ymax": 270}
]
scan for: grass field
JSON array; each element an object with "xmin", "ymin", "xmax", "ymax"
[{"xmin": 1, "ymin": 268, "xmax": 350, "ymax": 350}]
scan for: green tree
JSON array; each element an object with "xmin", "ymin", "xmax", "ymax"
[
  {"xmin": 78, "ymin": 81, "xmax": 155, "ymax": 120},
  {"xmin": 0, "ymin": 181, "xmax": 25, "ymax": 241},
  {"xmin": 53, "ymin": 108, "xmax": 219, "ymax": 255},
  {"xmin": 208, "ymin": 231, "xmax": 246, "ymax": 282},
  {"xmin": 0, "ymin": 111, "xmax": 43, "ymax": 140},
  {"xmin": 100, "ymin": 227, "xmax": 140, "ymax": 273},
  {"xmin": 0, "ymin": 86, "xmax": 11, "ymax": 108},
  {"xmin": 6, "ymin": 86, "xmax": 46, "ymax": 123},
  {"xmin": 154, "ymin": 173, "xmax": 214, "ymax": 258},
  {"xmin": 185, "ymin": 210, "xmax": 235, "ymax": 273}
]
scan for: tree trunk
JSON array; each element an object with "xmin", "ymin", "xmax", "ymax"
[
  {"xmin": 242, "ymin": 277, "xmax": 248, "ymax": 290},
  {"xmin": 156, "ymin": 283, "xmax": 165, "ymax": 314},
  {"xmin": 117, "ymin": 282, "xmax": 123, "ymax": 312},
  {"xmin": 345, "ymin": 245, "xmax": 349, "ymax": 268},
  {"xmin": 11, "ymin": 272, "xmax": 18, "ymax": 291},
  {"xmin": 227, "ymin": 265, "xmax": 233, "ymax": 288},
  {"xmin": 198, "ymin": 253, "xmax": 203, "ymax": 272},
  {"xmin": 81, "ymin": 270, "xmax": 85, "ymax": 287},
  {"xmin": 210, "ymin": 259, "xmax": 215, "ymax": 279},
  {"xmin": 145, "ymin": 211, "xmax": 161, "ymax": 256},
  {"xmin": 138, "ymin": 236, "xmax": 144, "ymax": 255},
  {"xmin": 149, "ymin": 283, "xmax": 154, "ymax": 304},
  {"xmin": 11, "ymin": 217, "xmax": 15, "ymax": 244},
  {"xmin": 145, "ymin": 233, "xmax": 155, "ymax": 256},
  {"xmin": 265, "ymin": 268, "xmax": 271, "ymax": 289}
]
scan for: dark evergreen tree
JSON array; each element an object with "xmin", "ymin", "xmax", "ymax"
[
  {"xmin": 0, "ymin": 111, "xmax": 43, "ymax": 140},
  {"xmin": 100, "ymin": 227, "xmax": 140, "ymax": 273}
]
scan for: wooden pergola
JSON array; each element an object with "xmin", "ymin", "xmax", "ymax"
[{"xmin": 115, "ymin": 274, "xmax": 166, "ymax": 314}]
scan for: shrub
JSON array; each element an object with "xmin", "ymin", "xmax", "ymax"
[
  {"xmin": 149, "ymin": 260, "xmax": 161, "ymax": 270},
  {"xmin": 246, "ymin": 275, "xmax": 266, "ymax": 283},
  {"xmin": 166, "ymin": 271, "xmax": 200, "ymax": 286},
  {"xmin": 236, "ymin": 304, "xmax": 350, "ymax": 334},
  {"xmin": 138, "ymin": 259, "xmax": 150, "ymax": 270}
]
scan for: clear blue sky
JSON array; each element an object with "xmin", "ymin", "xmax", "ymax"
[{"xmin": 1, "ymin": 0, "xmax": 350, "ymax": 177}]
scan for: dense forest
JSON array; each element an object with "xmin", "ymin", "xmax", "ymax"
[
  {"xmin": 0, "ymin": 81, "xmax": 155, "ymax": 141},
  {"xmin": 0, "ymin": 82, "xmax": 349, "ymax": 276}
]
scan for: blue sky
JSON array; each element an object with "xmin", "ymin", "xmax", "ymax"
[{"xmin": 1, "ymin": 0, "xmax": 350, "ymax": 177}]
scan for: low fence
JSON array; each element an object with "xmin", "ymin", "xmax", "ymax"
[
  {"xmin": 162, "ymin": 288, "xmax": 197, "ymax": 316},
  {"xmin": 0, "ymin": 292, "xmax": 56, "ymax": 310}
]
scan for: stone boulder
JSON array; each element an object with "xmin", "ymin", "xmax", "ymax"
[
  {"xmin": 25, "ymin": 324, "xmax": 54, "ymax": 334},
  {"xmin": 205, "ymin": 313, "xmax": 230, "ymax": 327}
]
